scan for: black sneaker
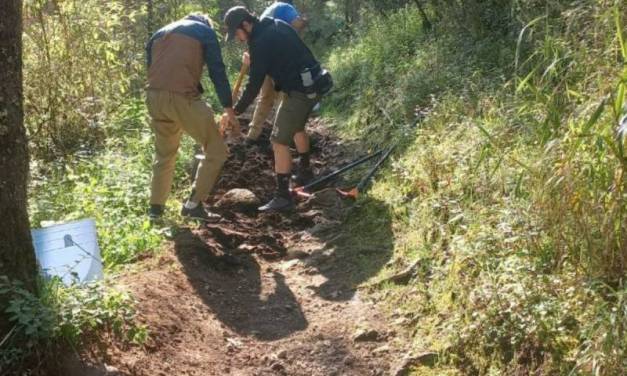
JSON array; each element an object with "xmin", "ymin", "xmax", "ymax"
[
  {"xmin": 292, "ymin": 169, "xmax": 314, "ymax": 187},
  {"xmin": 258, "ymin": 195, "xmax": 294, "ymax": 212},
  {"xmin": 180, "ymin": 204, "xmax": 221, "ymax": 223},
  {"xmin": 148, "ymin": 204, "xmax": 165, "ymax": 220}
]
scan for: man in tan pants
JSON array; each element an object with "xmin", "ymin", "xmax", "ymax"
[
  {"xmin": 225, "ymin": 7, "xmax": 331, "ymax": 212},
  {"xmin": 246, "ymin": 0, "xmax": 306, "ymax": 141},
  {"xmin": 146, "ymin": 14, "xmax": 237, "ymax": 221}
]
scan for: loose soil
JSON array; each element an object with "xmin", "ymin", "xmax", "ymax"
[{"xmin": 66, "ymin": 119, "xmax": 408, "ymax": 376}]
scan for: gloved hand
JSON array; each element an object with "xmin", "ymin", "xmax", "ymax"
[
  {"xmin": 242, "ymin": 51, "xmax": 250, "ymax": 68},
  {"xmin": 220, "ymin": 108, "xmax": 241, "ymax": 139}
]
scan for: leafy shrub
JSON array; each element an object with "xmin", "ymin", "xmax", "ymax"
[
  {"xmin": 23, "ymin": 0, "xmax": 146, "ymax": 160},
  {"xmin": 0, "ymin": 276, "xmax": 146, "ymax": 373},
  {"xmin": 28, "ymin": 98, "xmax": 193, "ymax": 267}
]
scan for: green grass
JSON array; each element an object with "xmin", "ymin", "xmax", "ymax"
[
  {"xmin": 324, "ymin": 3, "xmax": 627, "ymax": 375},
  {"xmin": 12, "ymin": 95, "xmax": 199, "ymax": 372},
  {"xmin": 29, "ymin": 97, "xmax": 197, "ymax": 267}
]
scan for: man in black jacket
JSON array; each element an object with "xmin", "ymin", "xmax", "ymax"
[{"xmin": 224, "ymin": 6, "xmax": 320, "ymax": 212}]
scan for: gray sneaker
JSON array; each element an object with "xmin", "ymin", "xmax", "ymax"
[
  {"xmin": 181, "ymin": 204, "xmax": 221, "ymax": 222},
  {"xmin": 258, "ymin": 195, "xmax": 294, "ymax": 212}
]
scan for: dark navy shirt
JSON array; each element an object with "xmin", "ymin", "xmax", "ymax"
[{"xmin": 234, "ymin": 18, "xmax": 318, "ymax": 115}]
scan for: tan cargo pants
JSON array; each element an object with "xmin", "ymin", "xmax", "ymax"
[
  {"xmin": 147, "ymin": 90, "xmax": 227, "ymax": 206},
  {"xmin": 248, "ymin": 75, "xmax": 278, "ymax": 140}
]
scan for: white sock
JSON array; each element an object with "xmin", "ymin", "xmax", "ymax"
[{"xmin": 184, "ymin": 200, "xmax": 199, "ymax": 210}]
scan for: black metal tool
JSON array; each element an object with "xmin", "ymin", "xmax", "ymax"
[
  {"xmin": 292, "ymin": 149, "xmax": 384, "ymax": 195},
  {"xmin": 337, "ymin": 145, "xmax": 395, "ymax": 199}
]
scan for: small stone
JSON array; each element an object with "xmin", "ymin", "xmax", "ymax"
[
  {"xmin": 104, "ymin": 364, "xmax": 120, "ymax": 375},
  {"xmin": 270, "ymin": 362, "xmax": 285, "ymax": 372},
  {"xmin": 285, "ymin": 248, "xmax": 309, "ymax": 260},
  {"xmin": 353, "ymin": 329, "xmax": 381, "ymax": 342},
  {"xmin": 280, "ymin": 259, "xmax": 301, "ymax": 270},
  {"xmin": 392, "ymin": 352, "xmax": 438, "ymax": 376},
  {"xmin": 276, "ymin": 349, "xmax": 288, "ymax": 359},
  {"xmin": 373, "ymin": 345, "xmax": 390, "ymax": 354}
]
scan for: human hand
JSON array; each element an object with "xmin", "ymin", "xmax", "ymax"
[
  {"xmin": 222, "ymin": 108, "xmax": 241, "ymax": 139},
  {"xmin": 242, "ymin": 51, "xmax": 250, "ymax": 68}
]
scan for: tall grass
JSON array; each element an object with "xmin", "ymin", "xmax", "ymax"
[{"xmin": 325, "ymin": 1, "xmax": 626, "ymax": 374}]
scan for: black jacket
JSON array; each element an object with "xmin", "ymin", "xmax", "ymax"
[{"xmin": 234, "ymin": 18, "xmax": 318, "ymax": 115}]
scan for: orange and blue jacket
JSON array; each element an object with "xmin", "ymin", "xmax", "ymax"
[{"xmin": 146, "ymin": 16, "xmax": 232, "ymax": 108}]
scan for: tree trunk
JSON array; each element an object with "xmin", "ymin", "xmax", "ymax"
[
  {"xmin": 0, "ymin": 0, "xmax": 38, "ymax": 335},
  {"xmin": 147, "ymin": 0, "xmax": 154, "ymax": 37}
]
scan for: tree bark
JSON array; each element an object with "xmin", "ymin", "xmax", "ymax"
[
  {"xmin": 0, "ymin": 0, "xmax": 38, "ymax": 334},
  {"xmin": 147, "ymin": 0, "xmax": 154, "ymax": 37}
]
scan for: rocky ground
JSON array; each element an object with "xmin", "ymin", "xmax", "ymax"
[{"xmin": 64, "ymin": 119, "xmax": 418, "ymax": 376}]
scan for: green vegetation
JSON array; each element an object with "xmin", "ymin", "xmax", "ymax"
[
  {"xmin": 7, "ymin": 0, "xmax": 626, "ymax": 374},
  {"xmin": 325, "ymin": 1, "xmax": 626, "ymax": 374},
  {"xmin": 0, "ymin": 276, "xmax": 146, "ymax": 371}
]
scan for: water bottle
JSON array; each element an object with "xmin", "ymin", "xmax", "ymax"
[{"xmin": 300, "ymin": 68, "xmax": 316, "ymax": 99}]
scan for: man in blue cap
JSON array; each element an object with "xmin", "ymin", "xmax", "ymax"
[
  {"xmin": 224, "ymin": 6, "xmax": 332, "ymax": 212},
  {"xmin": 245, "ymin": 0, "xmax": 307, "ymax": 141}
]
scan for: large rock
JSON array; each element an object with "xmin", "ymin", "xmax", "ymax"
[{"xmin": 216, "ymin": 189, "xmax": 260, "ymax": 210}]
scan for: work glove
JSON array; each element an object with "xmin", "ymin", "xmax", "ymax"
[{"xmin": 220, "ymin": 111, "xmax": 242, "ymax": 139}]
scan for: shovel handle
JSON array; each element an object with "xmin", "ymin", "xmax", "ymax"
[
  {"xmin": 298, "ymin": 150, "xmax": 384, "ymax": 193},
  {"xmin": 220, "ymin": 64, "xmax": 249, "ymax": 137},
  {"xmin": 232, "ymin": 63, "xmax": 249, "ymax": 103}
]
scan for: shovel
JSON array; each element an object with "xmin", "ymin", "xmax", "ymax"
[
  {"xmin": 292, "ymin": 150, "xmax": 384, "ymax": 198},
  {"xmin": 336, "ymin": 145, "xmax": 395, "ymax": 199},
  {"xmin": 220, "ymin": 63, "xmax": 249, "ymax": 136}
]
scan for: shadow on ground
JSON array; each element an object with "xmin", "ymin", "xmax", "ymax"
[
  {"xmin": 173, "ymin": 118, "xmax": 395, "ymax": 340},
  {"xmin": 300, "ymin": 195, "xmax": 395, "ymax": 302},
  {"xmin": 173, "ymin": 227, "xmax": 308, "ymax": 341}
]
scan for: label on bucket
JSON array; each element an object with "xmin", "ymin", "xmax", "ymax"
[{"xmin": 31, "ymin": 219, "xmax": 103, "ymax": 285}]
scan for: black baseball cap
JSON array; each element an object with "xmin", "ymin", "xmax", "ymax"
[{"xmin": 224, "ymin": 6, "xmax": 252, "ymax": 42}]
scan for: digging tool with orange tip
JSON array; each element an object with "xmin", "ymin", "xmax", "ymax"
[
  {"xmin": 337, "ymin": 145, "xmax": 395, "ymax": 199},
  {"xmin": 220, "ymin": 63, "xmax": 249, "ymax": 136},
  {"xmin": 337, "ymin": 117, "xmax": 422, "ymax": 198},
  {"xmin": 291, "ymin": 150, "xmax": 384, "ymax": 198}
]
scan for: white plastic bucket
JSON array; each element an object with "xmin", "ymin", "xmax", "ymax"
[{"xmin": 31, "ymin": 219, "xmax": 104, "ymax": 285}]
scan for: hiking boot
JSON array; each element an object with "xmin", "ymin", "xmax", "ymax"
[
  {"xmin": 258, "ymin": 195, "xmax": 294, "ymax": 212},
  {"xmin": 148, "ymin": 204, "xmax": 165, "ymax": 221},
  {"xmin": 292, "ymin": 168, "xmax": 314, "ymax": 187},
  {"xmin": 180, "ymin": 204, "xmax": 221, "ymax": 223}
]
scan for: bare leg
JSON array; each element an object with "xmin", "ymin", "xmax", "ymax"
[
  {"xmin": 293, "ymin": 131, "xmax": 309, "ymax": 154},
  {"xmin": 273, "ymin": 142, "xmax": 292, "ymax": 174}
]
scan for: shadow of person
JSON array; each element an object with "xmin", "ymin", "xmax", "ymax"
[
  {"xmin": 299, "ymin": 195, "xmax": 395, "ymax": 302},
  {"xmin": 173, "ymin": 227, "xmax": 308, "ymax": 341}
]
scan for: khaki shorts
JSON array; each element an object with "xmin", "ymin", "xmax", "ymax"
[{"xmin": 271, "ymin": 91, "xmax": 318, "ymax": 145}]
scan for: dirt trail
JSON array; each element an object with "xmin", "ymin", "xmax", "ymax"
[{"xmin": 71, "ymin": 119, "xmax": 407, "ymax": 376}]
